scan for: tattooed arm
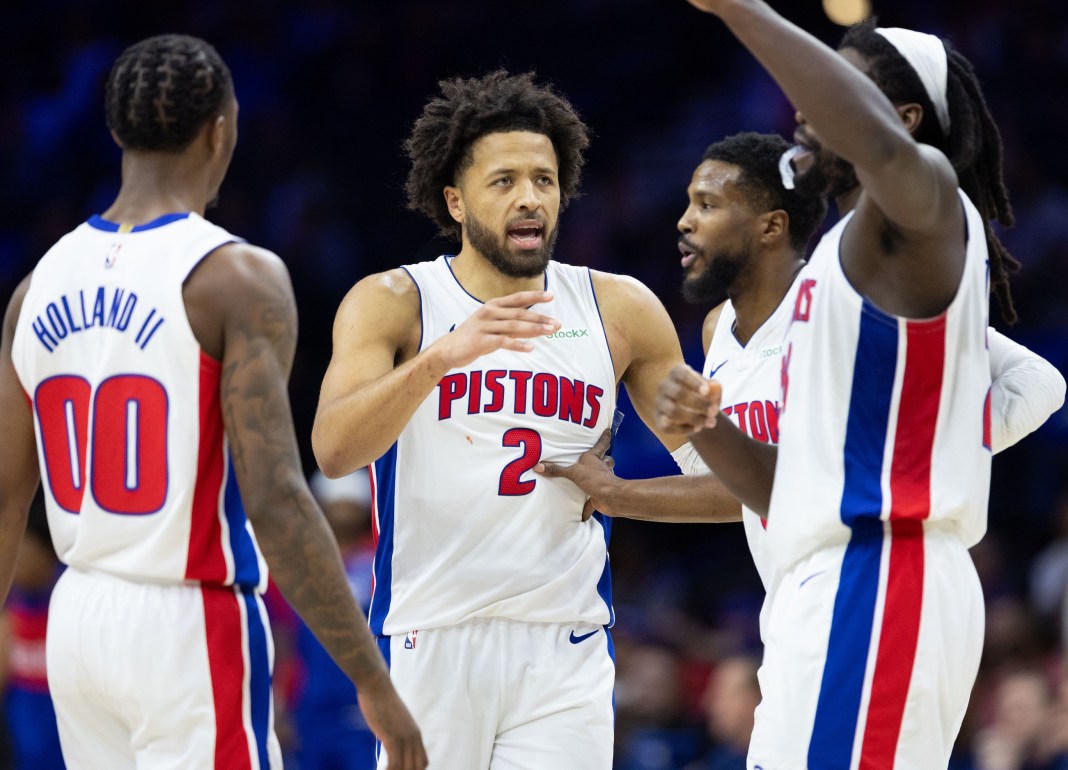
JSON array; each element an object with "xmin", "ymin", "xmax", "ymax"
[{"xmin": 183, "ymin": 244, "xmax": 427, "ymax": 770}]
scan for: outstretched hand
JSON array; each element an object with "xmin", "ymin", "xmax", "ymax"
[
  {"xmin": 431, "ymin": 290, "xmax": 559, "ymax": 370},
  {"xmin": 357, "ymin": 678, "xmax": 428, "ymax": 769},
  {"xmin": 655, "ymin": 364, "xmax": 722, "ymax": 435},
  {"xmin": 536, "ymin": 428, "xmax": 615, "ymax": 521}
]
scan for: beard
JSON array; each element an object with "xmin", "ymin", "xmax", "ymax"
[
  {"xmin": 681, "ymin": 241, "xmax": 751, "ymax": 305},
  {"xmin": 464, "ymin": 210, "xmax": 557, "ymax": 279},
  {"xmin": 793, "ymin": 147, "xmax": 858, "ymax": 200}
]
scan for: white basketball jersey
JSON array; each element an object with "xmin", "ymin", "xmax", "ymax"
[
  {"xmin": 369, "ymin": 257, "xmax": 617, "ymax": 636},
  {"xmin": 768, "ymin": 190, "xmax": 992, "ymax": 570},
  {"xmin": 702, "ymin": 279, "xmax": 798, "ymax": 602},
  {"xmin": 12, "ymin": 213, "xmax": 268, "ymax": 590}
]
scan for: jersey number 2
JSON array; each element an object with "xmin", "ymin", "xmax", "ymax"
[
  {"xmin": 35, "ymin": 374, "xmax": 169, "ymax": 515},
  {"xmin": 499, "ymin": 428, "xmax": 542, "ymax": 496}
]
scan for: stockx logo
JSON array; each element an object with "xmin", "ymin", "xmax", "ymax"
[{"xmin": 546, "ymin": 328, "xmax": 589, "ymax": 340}]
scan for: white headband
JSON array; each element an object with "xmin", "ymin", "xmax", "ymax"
[{"xmin": 875, "ymin": 27, "xmax": 951, "ymax": 134}]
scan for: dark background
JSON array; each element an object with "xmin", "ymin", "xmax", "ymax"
[{"xmin": 1, "ymin": 0, "xmax": 1066, "ymax": 765}]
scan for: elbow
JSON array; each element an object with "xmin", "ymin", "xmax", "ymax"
[{"xmin": 312, "ymin": 432, "xmax": 354, "ymax": 480}]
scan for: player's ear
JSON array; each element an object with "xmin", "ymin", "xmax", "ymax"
[
  {"xmin": 109, "ymin": 130, "xmax": 125, "ymax": 150},
  {"xmin": 761, "ymin": 210, "xmax": 788, "ymax": 245},
  {"xmin": 897, "ymin": 102, "xmax": 924, "ymax": 136},
  {"xmin": 444, "ymin": 187, "xmax": 464, "ymax": 224},
  {"xmin": 207, "ymin": 114, "xmax": 227, "ymax": 157}
]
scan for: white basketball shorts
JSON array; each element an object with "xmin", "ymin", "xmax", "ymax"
[
  {"xmin": 47, "ymin": 567, "xmax": 282, "ymax": 769},
  {"xmin": 376, "ymin": 616, "xmax": 614, "ymax": 769},
  {"xmin": 749, "ymin": 524, "xmax": 984, "ymax": 770}
]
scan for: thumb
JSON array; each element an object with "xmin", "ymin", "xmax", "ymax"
[
  {"xmin": 581, "ymin": 498, "xmax": 595, "ymax": 522},
  {"xmin": 535, "ymin": 461, "xmax": 563, "ymax": 477},
  {"xmin": 591, "ymin": 427, "xmax": 612, "ymax": 458}
]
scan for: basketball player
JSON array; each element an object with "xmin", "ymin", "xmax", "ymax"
[
  {"xmin": 655, "ymin": 2, "xmax": 1033, "ymax": 767},
  {"xmin": 312, "ymin": 70, "xmax": 688, "ymax": 768},
  {"xmin": 540, "ymin": 131, "xmax": 1063, "ymax": 633},
  {"xmin": 0, "ymin": 35, "xmax": 425, "ymax": 769}
]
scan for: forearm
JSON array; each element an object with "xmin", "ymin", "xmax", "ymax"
[
  {"xmin": 716, "ymin": 1, "xmax": 906, "ymax": 166},
  {"xmin": 251, "ymin": 487, "xmax": 391, "ymax": 691},
  {"xmin": 596, "ymin": 472, "xmax": 742, "ymax": 523},
  {"xmin": 313, "ymin": 347, "xmax": 451, "ymax": 476},
  {"xmin": 689, "ymin": 415, "xmax": 776, "ymax": 517}
]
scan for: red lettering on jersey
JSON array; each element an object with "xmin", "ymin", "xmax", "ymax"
[
  {"xmin": 438, "ymin": 370, "xmax": 606, "ymax": 429},
  {"xmin": 509, "ymin": 371, "xmax": 533, "ymax": 413},
  {"xmin": 792, "ymin": 278, "xmax": 817, "ymax": 323},
  {"xmin": 559, "ymin": 378, "xmax": 585, "ymax": 424},
  {"xmin": 766, "ymin": 400, "xmax": 780, "ymax": 444},
  {"xmin": 467, "ymin": 370, "xmax": 482, "ymax": 414},
  {"xmin": 748, "ymin": 400, "xmax": 769, "ymax": 443},
  {"xmin": 532, "ymin": 373, "xmax": 558, "ymax": 417},
  {"xmin": 583, "ymin": 385, "xmax": 604, "ymax": 428},
  {"xmin": 485, "ymin": 370, "xmax": 506, "ymax": 412},
  {"xmin": 733, "ymin": 402, "xmax": 750, "ymax": 436},
  {"xmin": 438, "ymin": 374, "xmax": 467, "ymax": 420}
]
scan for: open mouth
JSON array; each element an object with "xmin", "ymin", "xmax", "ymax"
[
  {"xmin": 507, "ymin": 220, "xmax": 545, "ymax": 250},
  {"xmin": 678, "ymin": 239, "xmax": 699, "ymax": 269}
]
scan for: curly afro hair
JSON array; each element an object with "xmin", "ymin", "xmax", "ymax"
[
  {"xmin": 404, "ymin": 70, "xmax": 590, "ymax": 239},
  {"xmin": 105, "ymin": 34, "xmax": 233, "ymax": 153}
]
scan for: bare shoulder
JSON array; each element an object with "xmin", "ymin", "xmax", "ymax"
[
  {"xmin": 184, "ymin": 243, "xmax": 296, "ymax": 361},
  {"xmin": 589, "ymin": 269, "xmax": 668, "ymax": 323},
  {"xmin": 336, "ymin": 268, "xmax": 419, "ymax": 323},
  {"xmin": 701, "ymin": 301, "xmax": 727, "ymax": 355},
  {"xmin": 332, "ymin": 267, "xmax": 422, "ymax": 361},
  {"xmin": 590, "ymin": 268, "xmax": 681, "ymax": 379}
]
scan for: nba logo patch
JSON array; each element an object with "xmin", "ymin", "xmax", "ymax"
[
  {"xmin": 105, "ymin": 243, "xmax": 122, "ymax": 269},
  {"xmin": 404, "ymin": 630, "xmax": 419, "ymax": 650}
]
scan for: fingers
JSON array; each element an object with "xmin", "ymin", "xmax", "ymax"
[
  {"xmin": 654, "ymin": 364, "xmax": 720, "ymax": 434},
  {"xmin": 590, "ymin": 428, "xmax": 612, "ymax": 459},
  {"xmin": 486, "ymin": 290, "xmax": 554, "ymax": 308}
]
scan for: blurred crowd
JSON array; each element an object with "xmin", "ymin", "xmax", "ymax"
[{"xmin": 1, "ymin": 1, "xmax": 1066, "ymax": 768}]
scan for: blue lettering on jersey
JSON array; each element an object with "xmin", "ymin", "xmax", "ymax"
[
  {"xmin": 437, "ymin": 369, "xmax": 604, "ymax": 428},
  {"xmin": 30, "ymin": 286, "xmax": 165, "ymax": 353}
]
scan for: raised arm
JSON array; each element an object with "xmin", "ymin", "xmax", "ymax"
[
  {"xmin": 312, "ymin": 271, "xmax": 559, "ymax": 477},
  {"xmin": 186, "ymin": 245, "xmax": 426, "ymax": 769},
  {"xmin": 686, "ymin": 0, "xmax": 959, "ymax": 235},
  {"xmin": 0, "ymin": 276, "xmax": 42, "ymax": 607},
  {"xmin": 988, "ymin": 328, "xmax": 1066, "ymax": 454}
]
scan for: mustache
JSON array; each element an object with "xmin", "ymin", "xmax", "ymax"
[{"xmin": 678, "ymin": 235, "xmax": 699, "ymax": 252}]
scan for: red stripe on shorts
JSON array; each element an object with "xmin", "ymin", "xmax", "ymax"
[{"xmin": 202, "ymin": 586, "xmax": 253, "ymax": 770}]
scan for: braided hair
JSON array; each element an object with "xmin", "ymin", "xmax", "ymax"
[
  {"xmin": 405, "ymin": 70, "xmax": 590, "ymax": 239},
  {"xmin": 841, "ymin": 19, "xmax": 1020, "ymax": 324},
  {"xmin": 105, "ymin": 34, "xmax": 233, "ymax": 153},
  {"xmin": 703, "ymin": 132, "xmax": 828, "ymax": 253}
]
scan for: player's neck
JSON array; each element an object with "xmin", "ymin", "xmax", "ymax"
[
  {"xmin": 103, "ymin": 152, "xmax": 213, "ymax": 224},
  {"xmin": 450, "ymin": 249, "xmax": 545, "ymax": 301},
  {"xmin": 834, "ymin": 185, "xmax": 863, "ymax": 218},
  {"xmin": 730, "ymin": 252, "xmax": 804, "ymax": 346}
]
